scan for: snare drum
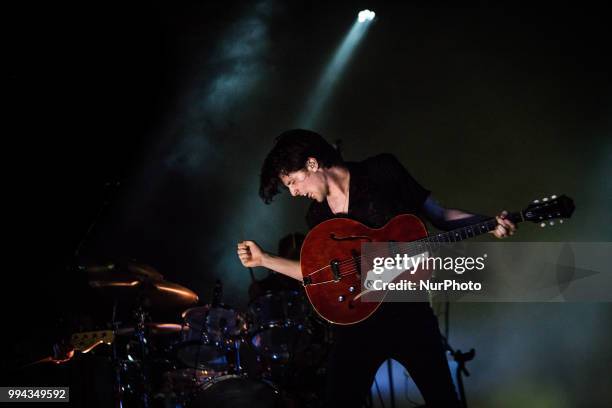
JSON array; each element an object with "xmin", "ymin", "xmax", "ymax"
[
  {"xmin": 247, "ymin": 290, "xmax": 312, "ymax": 361},
  {"xmin": 174, "ymin": 304, "xmax": 246, "ymax": 371}
]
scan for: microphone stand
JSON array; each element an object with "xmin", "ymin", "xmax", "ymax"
[{"xmin": 440, "ymin": 300, "xmax": 475, "ymax": 408}]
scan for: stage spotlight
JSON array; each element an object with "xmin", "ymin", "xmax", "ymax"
[
  {"xmin": 358, "ymin": 9, "xmax": 375, "ymax": 23},
  {"xmin": 299, "ymin": 9, "xmax": 375, "ymax": 127}
]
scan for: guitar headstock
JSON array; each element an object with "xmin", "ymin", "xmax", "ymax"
[
  {"xmin": 522, "ymin": 194, "xmax": 575, "ymax": 227},
  {"xmin": 70, "ymin": 330, "xmax": 114, "ymax": 353}
]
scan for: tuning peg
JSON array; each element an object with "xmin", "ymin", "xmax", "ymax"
[
  {"xmin": 559, "ymin": 219, "xmax": 564, "ymax": 224},
  {"xmin": 533, "ymin": 199, "xmax": 540, "ymax": 204},
  {"xmin": 551, "ymin": 194, "xmax": 557, "ymax": 199},
  {"xmin": 549, "ymin": 221, "xmax": 555, "ymax": 226},
  {"xmin": 542, "ymin": 197, "xmax": 548, "ymax": 202},
  {"xmin": 540, "ymin": 222, "xmax": 546, "ymax": 227}
]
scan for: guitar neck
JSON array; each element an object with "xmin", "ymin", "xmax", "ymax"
[
  {"xmin": 432, "ymin": 211, "xmax": 522, "ymax": 243},
  {"xmin": 399, "ymin": 211, "xmax": 523, "ymax": 255}
]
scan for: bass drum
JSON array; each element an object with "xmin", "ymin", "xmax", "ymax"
[{"xmin": 187, "ymin": 375, "xmax": 282, "ymax": 408}]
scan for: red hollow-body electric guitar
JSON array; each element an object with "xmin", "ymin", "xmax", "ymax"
[{"xmin": 300, "ymin": 195, "xmax": 575, "ymax": 325}]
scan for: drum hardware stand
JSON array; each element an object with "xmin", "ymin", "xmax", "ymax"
[
  {"xmin": 190, "ymin": 308, "xmax": 210, "ymax": 385},
  {"xmin": 234, "ymin": 339, "xmax": 243, "ymax": 374},
  {"xmin": 111, "ymin": 300, "xmax": 125, "ymax": 408},
  {"xmin": 133, "ymin": 304, "xmax": 151, "ymax": 408}
]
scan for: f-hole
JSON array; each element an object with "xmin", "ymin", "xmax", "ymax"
[{"xmin": 330, "ymin": 233, "xmax": 372, "ymax": 242}]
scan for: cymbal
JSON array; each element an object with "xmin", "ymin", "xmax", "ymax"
[
  {"xmin": 116, "ymin": 323, "xmax": 185, "ymax": 336},
  {"xmin": 89, "ymin": 278, "xmax": 199, "ymax": 309},
  {"xmin": 126, "ymin": 262, "xmax": 164, "ymax": 280},
  {"xmin": 80, "ymin": 260, "xmax": 164, "ymax": 281}
]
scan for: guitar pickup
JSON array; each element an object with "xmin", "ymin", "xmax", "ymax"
[
  {"xmin": 351, "ymin": 249, "xmax": 361, "ymax": 278},
  {"xmin": 331, "ymin": 259, "xmax": 341, "ymax": 282}
]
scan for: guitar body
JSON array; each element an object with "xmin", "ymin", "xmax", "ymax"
[
  {"xmin": 300, "ymin": 214, "xmax": 427, "ymax": 325},
  {"xmin": 299, "ymin": 195, "xmax": 574, "ymax": 325}
]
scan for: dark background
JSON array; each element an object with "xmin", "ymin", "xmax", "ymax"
[{"xmin": 6, "ymin": 1, "xmax": 612, "ymax": 406}]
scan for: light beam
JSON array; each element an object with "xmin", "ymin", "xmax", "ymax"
[{"xmin": 299, "ymin": 10, "xmax": 376, "ymax": 128}]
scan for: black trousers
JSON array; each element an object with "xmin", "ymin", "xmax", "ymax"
[{"xmin": 323, "ymin": 302, "xmax": 460, "ymax": 407}]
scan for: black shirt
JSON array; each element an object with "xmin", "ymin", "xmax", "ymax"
[
  {"xmin": 303, "ymin": 153, "xmax": 438, "ymax": 334},
  {"xmin": 306, "ymin": 153, "xmax": 431, "ymax": 230},
  {"xmin": 302, "ymin": 155, "xmax": 458, "ymax": 407}
]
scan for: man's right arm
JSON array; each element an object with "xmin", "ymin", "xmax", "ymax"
[{"xmin": 237, "ymin": 240, "xmax": 302, "ymax": 281}]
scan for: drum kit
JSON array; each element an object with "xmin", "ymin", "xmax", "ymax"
[{"xmin": 68, "ymin": 260, "xmax": 330, "ymax": 408}]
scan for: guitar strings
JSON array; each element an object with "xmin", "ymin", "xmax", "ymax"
[
  {"xmin": 304, "ymin": 219, "xmax": 499, "ymax": 280},
  {"xmin": 307, "ymin": 219, "xmax": 497, "ymax": 275}
]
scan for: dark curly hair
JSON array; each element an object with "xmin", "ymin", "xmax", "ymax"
[{"xmin": 259, "ymin": 129, "xmax": 343, "ymax": 204}]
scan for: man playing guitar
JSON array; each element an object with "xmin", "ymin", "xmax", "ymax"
[{"xmin": 237, "ymin": 129, "xmax": 515, "ymax": 407}]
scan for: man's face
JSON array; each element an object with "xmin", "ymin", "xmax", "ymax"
[{"xmin": 279, "ymin": 160, "xmax": 327, "ymax": 202}]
